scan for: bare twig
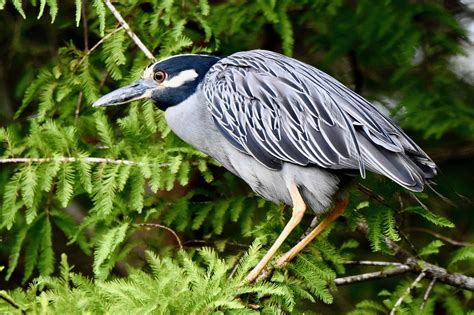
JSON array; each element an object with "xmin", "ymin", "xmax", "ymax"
[
  {"xmin": 335, "ymin": 265, "xmax": 411, "ymax": 286},
  {"xmin": 229, "ymin": 251, "xmax": 245, "ymax": 279},
  {"xmin": 81, "ymin": 0, "xmax": 89, "ymax": 51},
  {"xmin": 420, "ymin": 277, "xmax": 437, "ymax": 310},
  {"xmin": 405, "ymin": 227, "xmax": 474, "ymax": 247},
  {"xmin": 140, "ymin": 223, "xmax": 183, "ymax": 249},
  {"xmin": 357, "ymin": 183, "xmax": 391, "ymax": 208},
  {"xmin": 75, "ymin": 91, "xmax": 83, "ymax": 120},
  {"xmin": 356, "ymin": 222, "xmax": 474, "ymax": 291},
  {"xmin": 343, "ymin": 260, "xmax": 406, "ymax": 267},
  {"xmin": 390, "ymin": 271, "xmax": 426, "ymax": 315},
  {"xmin": 0, "ymin": 156, "xmax": 155, "ymax": 167},
  {"xmin": 103, "ymin": 0, "xmax": 156, "ymax": 61}
]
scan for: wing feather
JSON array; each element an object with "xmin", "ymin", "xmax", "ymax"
[{"xmin": 203, "ymin": 50, "xmax": 437, "ymax": 191}]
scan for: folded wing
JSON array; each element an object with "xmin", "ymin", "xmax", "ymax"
[{"xmin": 203, "ymin": 50, "xmax": 437, "ymax": 192}]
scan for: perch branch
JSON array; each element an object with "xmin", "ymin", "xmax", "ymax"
[{"xmin": 103, "ymin": 0, "xmax": 156, "ymax": 61}]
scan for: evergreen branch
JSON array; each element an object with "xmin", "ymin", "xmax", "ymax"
[
  {"xmin": 103, "ymin": 0, "xmax": 156, "ymax": 61},
  {"xmin": 0, "ymin": 156, "xmax": 164, "ymax": 167},
  {"xmin": 356, "ymin": 222, "xmax": 474, "ymax": 291},
  {"xmin": 334, "ymin": 265, "xmax": 411, "ymax": 285},
  {"xmin": 140, "ymin": 223, "xmax": 183, "ymax": 249},
  {"xmin": 77, "ymin": 25, "xmax": 124, "ymax": 69},
  {"xmin": 420, "ymin": 277, "xmax": 437, "ymax": 310},
  {"xmin": 0, "ymin": 290, "xmax": 25, "ymax": 314},
  {"xmin": 390, "ymin": 270, "xmax": 426, "ymax": 315}
]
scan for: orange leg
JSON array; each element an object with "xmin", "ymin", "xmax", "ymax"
[
  {"xmin": 246, "ymin": 184, "xmax": 306, "ymax": 283},
  {"xmin": 275, "ymin": 199, "xmax": 348, "ymax": 267}
]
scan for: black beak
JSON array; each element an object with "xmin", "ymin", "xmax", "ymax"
[{"xmin": 93, "ymin": 79, "xmax": 157, "ymax": 107}]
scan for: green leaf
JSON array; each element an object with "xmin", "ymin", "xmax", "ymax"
[
  {"xmin": 76, "ymin": 156, "xmax": 93, "ymax": 194},
  {"xmin": 92, "ymin": 0, "xmax": 106, "ymax": 36},
  {"xmin": 2, "ymin": 172, "xmax": 22, "ymax": 229},
  {"xmin": 5, "ymin": 225, "xmax": 28, "ymax": 280},
  {"xmin": 79, "ymin": 56, "xmax": 99, "ymax": 105},
  {"xmin": 12, "ymin": 0, "xmax": 26, "ymax": 18},
  {"xmin": 47, "ymin": 0, "xmax": 58, "ymax": 22},
  {"xmin": 449, "ymin": 247, "xmax": 474, "ymax": 267},
  {"xmin": 20, "ymin": 164, "xmax": 38, "ymax": 211},
  {"xmin": 75, "ymin": 0, "xmax": 81, "ymax": 26},
  {"xmin": 418, "ymin": 240, "xmax": 444, "ymax": 258},
  {"xmin": 57, "ymin": 162, "xmax": 75, "ymax": 208},
  {"xmin": 129, "ymin": 169, "xmax": 144, "ymax": 213},
  {"xmin": 403, "ymin": 206, "xmax": 454, "ymax": 228},
  {"xmin": 93, "ymin": 223, "xmax": 129, "ymax": 279},
  {"xmin": 38, "ymin": 216, "xmax": 54, "ymax": 276},
  {"xmin": 102, "ymin": 29, "xmax": 127, "ymax": 80}
]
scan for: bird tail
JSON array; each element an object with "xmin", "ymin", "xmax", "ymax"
[{"xmin": 357, "ymin": 135, "xmax": 437, "ymax": 192}]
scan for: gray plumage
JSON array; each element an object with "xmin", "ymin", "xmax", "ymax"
[
  {"xmin": 165, "ymin": 91, "xmax": 340, "ymax": 213},
  {"xmin": 94, "ymin": 49, "xmax": 437, "ymax": 214},
  {"xmin": 202, "ymin": 50, "xmax": 436, "ymax": 193}
]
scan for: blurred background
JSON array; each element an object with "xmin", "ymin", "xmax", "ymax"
[{"xmin": 0, "ymin": 0, "xmax": 473, "ymax": 313}]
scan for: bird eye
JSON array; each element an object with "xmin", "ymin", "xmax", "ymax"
[{"xmin": 154, "ymin": 70, "xmax": 166, "ymax": 83}]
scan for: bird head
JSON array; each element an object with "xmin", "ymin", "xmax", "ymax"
[{"xmin": 93, "ymin": 54, "xmax": 220, "ymax": 110}]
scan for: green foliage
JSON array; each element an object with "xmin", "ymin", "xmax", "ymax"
[
  {"xmin": 0, "ymin": 0, "xmax": 473, "ymax": 313},
  {"xmin": 0, "ymin": 247, "xmax": 304, "ymax": 313}
]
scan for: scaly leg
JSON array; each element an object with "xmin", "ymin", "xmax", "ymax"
[
  {"xmin": 275, "ymin": 198, "xmax": 348, "ymax": 267},
  {"xmin": 245, "ymin": 184, "xmax": 306, "ymax": 283}
]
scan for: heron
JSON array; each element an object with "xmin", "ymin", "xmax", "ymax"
[{"xmin": 93, "ymin": 50, "xmax": 437, "ymax": 282}]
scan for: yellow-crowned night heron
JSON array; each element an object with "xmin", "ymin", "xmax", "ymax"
[{"xmin": 93, "ymin": 50, "xmax": 437, "ymax": 282}]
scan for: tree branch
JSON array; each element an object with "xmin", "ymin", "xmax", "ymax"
[
  {"xmin": 103, "ymin": 0, "xmax": 156, "ymax": 61},
  {"xmin": 0, "ymin": 156, "xmax": 156, "ymax": 166},
  {"xmin": 335, "ymin": 265, "xmax": 411, "ymax": 285},
  {"xmin": 356, "ymin": 222, "xmax": 474, "ymax": 291},
  {"xmin": 343, "ymin": 260, "xmax": 406, "ymax": 267}
]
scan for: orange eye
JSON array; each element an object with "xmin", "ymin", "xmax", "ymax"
[{"xmin": 154, "ymin": 70, "xmax": 166, "ymax": 83}]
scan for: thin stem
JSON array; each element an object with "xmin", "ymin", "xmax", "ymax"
[
  {"xmin": 420, "ymin": 277, "xmax": 437, "ymax": 310},
  {"xmin": 75, "ymin": 91, "xmax": 83, "ymax": 120},
  {"xmin": 81, "ymin": 0, "xmax": 89, "ymax": 51},
  {"xmin": 103, "ymin": 0, "xmax": 156, "ymax": 61},
  {"xmin": 390, "ymin": 271, "xmax": 426, "ymax": 315},
  {"xmin": 405, "ymin": 227, "xmax": 474, "ymax": 247},
  {"xmin": 140, "ymin": 223, "xmax": 183, "ymax": 249},
  {"xmin": 77, "ymin": 25, "xmax": 124, "ymax": 69}
]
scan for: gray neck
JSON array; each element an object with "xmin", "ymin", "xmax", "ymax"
[{"xmin": 164, "ymin": 91, "xmax": 220, "ymax": 156}]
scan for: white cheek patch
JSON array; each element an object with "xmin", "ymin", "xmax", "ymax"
[
  {"xmin": 162, "ymin": 69, "xmax": 199, "ymax": 88},
  {"xmin": 142, "ymin": 64, "xmax": 156, "ymax": 80}
]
